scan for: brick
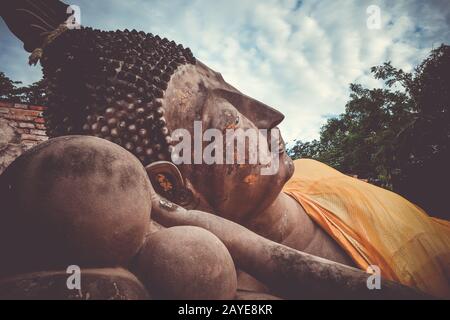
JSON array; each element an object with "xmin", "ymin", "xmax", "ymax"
[
  {"xmin": 21, "ymin": 134, "xmax": 48, "ymax": 142},
  {"xmin": 0, "ymin": 108, "xmax": 9, "ymax": 114},
  {"xmin": 7, "ymin": 121, "xmax": 18, "ymax": 128},
  {"xmin": 34, "ymin": 118, "xmax": 45, "ymax": 124},
  {"xmin": 22, "ymin": 139, "xmax": 40, "ymax": 145},
  {"xmin": 4, "ymin": 114, "xmax": 35, "ymax": 122},
  {"xmin": 9, "ymin": 108, "xmax": 42, "ymax": 118},
  {"xmin": 16, "ymin": 128, "xmax": 30, "ymax": 134},
  {"xmin": 30, "ymin": 129, "xmax": 47, "ymax": 136},
  {"xmin": 21, "ymin": 134, "xmax": 38, "ymax": 141},
  {"xmin": 13, "ymin": 103, "xmax": 28, "ymax": 110},
  {"xmin": 29, "ymin": 105, "xmax": 47, "ymax": 111},
  {"xmin": 35, "ymin": 124, "xmax": 46, "ymax": 130},
  {"xmin": 0, "ymin": 101, "xmax": 13, "ymax": 109},
  {"xmin": 22, "ymin": 141, "xmax": 39, "ymax": 150},
  {"xmin": 18, "ymin": 122, "xmax": 36, "ymax": 129}
]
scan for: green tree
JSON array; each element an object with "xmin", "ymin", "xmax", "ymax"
[
  {"xmin": 288, "ymin": 44, "xmax": 449, "ymax": 219},
  {"xmin": 288, "ymin": 139, "xmax": 321, "ymax": 160},
  {"xmin": 0, "ymin": 72, "xmax": 22, "ymax": 102},
  {"xmin": 15, "ymin": 79, "xmax": 47, "ymax": 105},
  {"xmin": 373, "ymin": 45, "xmax": 450, "ymax": 218},
  {"xmin": 0, "ymin": 72, "xmax": 46, "ymax": 105}
]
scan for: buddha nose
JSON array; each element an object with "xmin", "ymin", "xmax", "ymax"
[
  {"xmin": 214, "ymin": 88, "xmax": 285, "ymax": 129},
  {"xmin": 250, "ymin": 100, "xmax": 285, "ymax": 129}
]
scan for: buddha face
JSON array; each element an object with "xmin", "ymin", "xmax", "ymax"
[{"xmin": 161, "ymin": 61, "xmax": 295, "ymax": 222}]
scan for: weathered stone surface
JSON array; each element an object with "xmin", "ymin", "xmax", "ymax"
[
  {"xmin": 20, "ymin": 133, "xmax": 48, "ymax": 141},
  {"xmin": 8, "ymin": 108, "xmax": 42, "ymax": 118},
  {"xmin": 29, "ymin": 105, "xmax": 46, "ymax": 111},
  {"xmin": 0, "ymin": 136, "xmax": 152, "ymax": 276},
  {"xmin": 235, "ymin": 291, "xmax": 283, "ymax": 300},
  {"xmin": 0, "ymin": 268, "xmax": 150, "ymax": 300},
  {"xmin": 29, "ymin": 129, "xmax": 47, "ymax": 136},
  {"xmin": 13, "ymin": 103, "xmax": 29, "ymax": 110},
  {"xmin": 17, "ymin": 122, "xmax": 36, "ymax": 129},
  {"xmin": 135, "ymin": 226, "xmax": 237, "ymax": 300},
  {"xmin": 0, "ymin": 118, "xmax": 24, "ymax": 175},
  {"xmin": 0, "ymin": 101, "xmax": 13, "ymax": 109}
]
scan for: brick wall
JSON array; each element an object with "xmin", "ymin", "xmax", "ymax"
[
  {"xmin": 0, "ymin": 101, "xmax": 48, "ymax": 174},
  {"xmin": 0, "ymin": 101, "xmax": 48, "ymax": 147}
]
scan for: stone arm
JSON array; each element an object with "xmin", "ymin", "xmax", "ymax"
[{"xmin": 149, "ymin": 191, "xmax": 431, "ymax": 300}]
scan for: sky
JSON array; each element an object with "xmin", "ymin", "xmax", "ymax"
[{"xmin": 1, "ymin": 0, "xmax": 449, "ymax": 143}]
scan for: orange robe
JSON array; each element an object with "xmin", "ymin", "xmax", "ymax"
[{"xmin": 283, "ymin": 159, "xmax": 450, "ymax": 298}]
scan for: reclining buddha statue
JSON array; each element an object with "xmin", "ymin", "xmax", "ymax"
[{"xmin": 0, "ymin": 0, "xmax": 449, "ymax": 299}]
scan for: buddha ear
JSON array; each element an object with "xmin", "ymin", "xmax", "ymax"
[{"xmin": 145, "ymin": 161, "xmax": 193, "ymax": 207}]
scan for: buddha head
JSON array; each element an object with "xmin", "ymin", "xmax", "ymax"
[
  {"xmin": 159, "ymin": 61, "xmax": 295, "ymax": 222},
  {"xmin": 0, "ymin": 11, "xmax": 294, "ymax": 222},
  {"xmin": 32, "ymin": 27, "xmax": 295, "ymax": 223}
]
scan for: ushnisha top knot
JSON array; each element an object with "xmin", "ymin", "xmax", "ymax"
[{"xmin": 40, "ymin": 27, "xmax": 196, "ymax": 164}]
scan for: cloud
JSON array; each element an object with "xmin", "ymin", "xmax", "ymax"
[
  {"xmin": 1, "ymin": 0, "xmax": 449, "ymax": 142},
  {"xmin": 0, "ymin": 24, "xmax": 43, "ymax": 85}
]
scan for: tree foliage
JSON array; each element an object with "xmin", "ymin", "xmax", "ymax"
[
  {"xmin": 288, "ymin": 44, "xmax": 450, "ymax": 219},
  {"xmin": 0, "ymin": 72, "xmax": 22, "ymax": 102},
  {"xmin": 0, "ymin": 72, "xmax": 46, "ymax": 105}
]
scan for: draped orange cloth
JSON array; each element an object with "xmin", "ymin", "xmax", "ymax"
[{"xmin": 283, "ymin": 159, "xmax": 450, "ymax": 298}]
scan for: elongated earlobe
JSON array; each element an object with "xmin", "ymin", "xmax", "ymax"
[{"xmin": 145, "ymin": 161, "xmax": 194, "ymax": 207}]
